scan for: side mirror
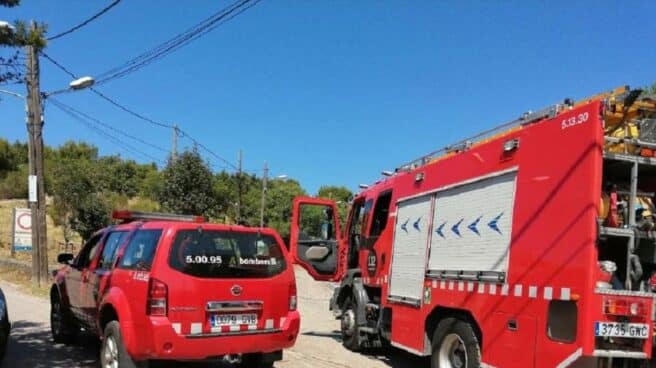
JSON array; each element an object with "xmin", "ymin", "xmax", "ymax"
[{"xmin": 57, "ymin": 253, "xmax": 74, "ymax": 265}]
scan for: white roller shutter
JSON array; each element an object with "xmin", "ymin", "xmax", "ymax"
[
  {"xmin": 388, "ymin": 195, "xmax": 433, "ymax": 304},
  {"xmin": 428, "ymin": 170, "xmax": 517, "ymax": 275}
]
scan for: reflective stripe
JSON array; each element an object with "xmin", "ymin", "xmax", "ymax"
[
  {"xmin": 556, "ymin": 348, "xmax": 582, "ymax": 368},
  {"xmin": 561, "ymin": 288, "xmax": 571, "ymax": 300},
  {"xmin": 544, "ymin": 287, "xmax": 553, "ymax": 300},
  {"xmin": 514, "ymin": 284, "xmax": 523, "ymax": 297},
  {"xmin": 172, "ymin": 323, "xmax": 181, "ymax": 334},
  {"xmin": 529, "ymin": 286, "xmax": 537, "ymax": 299},
  {"xmin": 190, "ymin": 322, "xmax": 202, "ymax": 335}
]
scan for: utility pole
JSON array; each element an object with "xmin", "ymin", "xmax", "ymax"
[
  {"xmin": 236, "ymin": 150, "xmax": 242, "ymax": 223},
  {"xmin": 171, "ymin": 123, "xmax": 178, "ymax": 162},
  {"xmin": 25, "ymin": 31, "xmax": 48, "ymax": 287},
  {"xmin": 260, "ymin": 161, "xmax": 268, "ymax": 228}
]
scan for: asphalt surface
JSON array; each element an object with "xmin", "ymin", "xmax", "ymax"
[{"xmin": 0, "ymin": 267, "xmax": 426, "ymax": 367}]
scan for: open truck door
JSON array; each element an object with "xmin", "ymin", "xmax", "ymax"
[{"xmin": 290, "ymin": 196, "xmax": 343, "ymax": 281}]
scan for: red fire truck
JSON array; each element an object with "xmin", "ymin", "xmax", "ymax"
[{"xmin": 290, "ymin": 86, "xmax": 656, "ymax": 368}]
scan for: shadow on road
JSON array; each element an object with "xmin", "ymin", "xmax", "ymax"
[
  {"xmin": 302, "ymin": 330, "xmax": 342, "ymax": 343},
  {"xmin": 303, "ymin": 329, "xmax": 430, "ymax": 368},
  {"xmin": 5, "ymin": 320, "xmax": 98, "ymax": 368}
]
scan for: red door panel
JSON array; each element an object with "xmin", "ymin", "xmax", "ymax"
[{"xmin": 290, "ymin": 196, "xmax": 342, "ymax": 281}]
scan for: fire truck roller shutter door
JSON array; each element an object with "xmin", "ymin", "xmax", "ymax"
[
  {"xmin": 388, "ymin": 195, "xmax": 433, "ymax": 304},
  {"xmin": 428, "ymin": 170, "xmax": 517, "ymax": 276}
]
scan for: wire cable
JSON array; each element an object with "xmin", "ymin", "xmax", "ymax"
[
  {"xmin": 47, "ymin": 0, "xmax": 122, "ymax": 41},
  {"xmin": 94, "ymin": 0, "xmax": 260, "ymax": 86},
  {"xmin": 49, "ymin": 97, "xmax": 169, "ymax": 154},
  {"xmin": 41, "ymin": 52, "xmax": 240, "ymax": 171},
  {"xmin": 49, "ymin": 98, "xmax": 167, "ymax": 165}
]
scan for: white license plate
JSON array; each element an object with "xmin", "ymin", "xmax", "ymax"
[
  {"xmin": 210, "ymin": 313, "xmax": 257, "ymax": 327},
  {"xmin": 594, "ymin": 321, "xmax": 649, "ymax": 339}
]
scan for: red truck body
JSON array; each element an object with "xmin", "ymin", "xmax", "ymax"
[{"xmin": 291, "ymin": 91, "xmax": 656, "ymax": 367}]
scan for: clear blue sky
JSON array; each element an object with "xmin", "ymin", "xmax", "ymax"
[{"xmin": 1, "ymin": 1, "xmax": 655, "ymax": 194}]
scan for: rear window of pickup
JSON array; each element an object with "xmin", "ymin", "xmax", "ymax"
[{"xmin": 168, "ymin": 230, "xmax": 286, "ymax": 278}]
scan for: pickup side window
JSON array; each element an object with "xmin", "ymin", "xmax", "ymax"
[
  {"xmin": 74, "ymin": 233, "xmax": 104, "ymax": 269},
  {"xmin": 117, "ymin": 230, "xmax": 163, "ymax": 271},
  {"xmin": 98, "ymin": 231, "xmax": 129, "ymax": 269},
  {"xmin": 369, "ymin": 190, "xmax": 393, "ymax": 238}
]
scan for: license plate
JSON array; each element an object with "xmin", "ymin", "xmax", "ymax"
[
  {"xmin": 594, "ymin": 321, "xmax": 649, "ymax": 339},
  {"xmin": 210, "ymin": 314, "xmax": 257, "ymax": 327}
]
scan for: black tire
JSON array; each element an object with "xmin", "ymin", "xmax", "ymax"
[
  {"xmin": 101, "ymin": 321, "xmax": 144, "ymax": 368},
  {"xmin": 430, "ymin": 318, "xmax": 481, "ymax": 368},
  {"xmin": 50, "ymin": 293, "xmax": 77, "ymax": 344},
  {"xmin": 239, "ymin": 353, "xmax": 274, "ymax": 368},
  {"xmin": 340, "ymin": 296, "xmax": 361, "ymax": 351}
]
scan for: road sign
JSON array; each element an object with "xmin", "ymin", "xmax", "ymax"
[{"xmin": 11, "ymin": 208, "xmax": 32, "ymax": 252}]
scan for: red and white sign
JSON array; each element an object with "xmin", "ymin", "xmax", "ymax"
[{"xmin": 12, "ymin": 208, "xmax": 32, "ymax": 251}]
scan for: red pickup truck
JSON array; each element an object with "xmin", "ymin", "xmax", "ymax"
[{"xmin": 50, "ymin": 211, "xmax": 300, "ymax": 368}]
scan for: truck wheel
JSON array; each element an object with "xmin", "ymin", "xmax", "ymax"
[
  {"xmin": 431, "ymin": 318, "xmax": 481, "ymax": 368},
  {"xmin": 340, "ymin": 296, "xmax": 361, "ymax": 351},
  {"xmin": 101, "ymin": 321, "xmax": 144, "ymax": 368},
  {"xmin": 239, "ymin": 353, "xmax": 274, "ymax": 368},
  {"xmin": 50, "ymin": 294, "xmax": 77, "ymax": 344}
]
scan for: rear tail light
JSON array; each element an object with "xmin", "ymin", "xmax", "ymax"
[
  {"xmin": 603, "ymin": 297, "xmax": 646, "ymax": 318},
  {"xmin": 289, "ymin": 283, "xmax": 297, "ymax": 311},
  {"xmin": 147, "ymin": 278, "xmax": 168, "ymax": 316}
]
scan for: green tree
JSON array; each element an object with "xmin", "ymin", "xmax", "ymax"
[
  {"xmin": 316, "ymin": 185, "xmax": 352, "ymax": 227},
  {"xmin": 55, "ymin": 141, "xmax": 99, "ymax": 161},
  {"xmin": 0, "ymin": 0, "xmax": 19, "ymax": 7},
  {"xmin": 140, "ymin": 168, "xmax": 163, "ymax": 200},
  {"xmin": 71, "ymin": 195, "xmax": 110, "ymax": 241},
  {"xmin": 0, "ymin": 163, "xmax": 28, "ymax": 198},
  {"xmin": 158, "ymin": 148, "xmax": 216, "ymax": 217},
  {"xmin": 264, "ymin": 179, "xmax": 306, "ymax": 239},
  {"xmin": 50, "ymin": 159, "xmax": 97, "ymax": 242}
]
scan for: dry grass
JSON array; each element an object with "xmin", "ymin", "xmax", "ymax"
[
  {"xmin": 0, "ymin": 265, "xmax": 49, "ymax": 298},
  {"xmin": 0, "ymin": 199, "xmax": 81, "ymax": 265}
]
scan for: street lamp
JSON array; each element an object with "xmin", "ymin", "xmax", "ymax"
[{"xmin": 69, "ymin": 76, "xmax": 95, "ymax": 90}]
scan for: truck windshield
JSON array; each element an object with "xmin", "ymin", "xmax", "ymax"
[{"xmin": 168, "ymin": 230, "xmax": 286, "ymax": 278}]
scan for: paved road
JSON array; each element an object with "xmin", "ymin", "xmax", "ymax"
[{"xmin": 0, "ymin": 267, "xmax": 427, "ymax": 367}]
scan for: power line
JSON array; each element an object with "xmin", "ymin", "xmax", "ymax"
[
  {"xmin": 41, "ymin": 51, "xmax": 240, "ymax": 171},
  {"xmin": 47, "ymin": 0, "xmax": 122, "ymax": 41},
  {"xmin": 94, "ymin": 0, "xmax": 261, "ymax": 86},
  {"xmin": 49, "ymin": 97, "xmax": 169, "ymax": 154},
  {"xmin": 42, "ymin": 52, "xmax": 174, "ymax": 128},
  {"xmin": 48, "ymin": 98, "xmax": 167, "ymax": 165}
]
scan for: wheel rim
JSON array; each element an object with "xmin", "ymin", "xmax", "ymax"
[
  {"xmin": 102, "ymin": 335, "xmax": 119, "ymax": 368},
  {"xmin": 438, "ymin": 333, "xmax": 467, "ymax": 368},
  {"xmin": 50, "ymin": 301, "xmax": 61, "ymax": 336},
  {"xmin": 341, "ymin": 308, "xmax": 356, "ymax": 337}
]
